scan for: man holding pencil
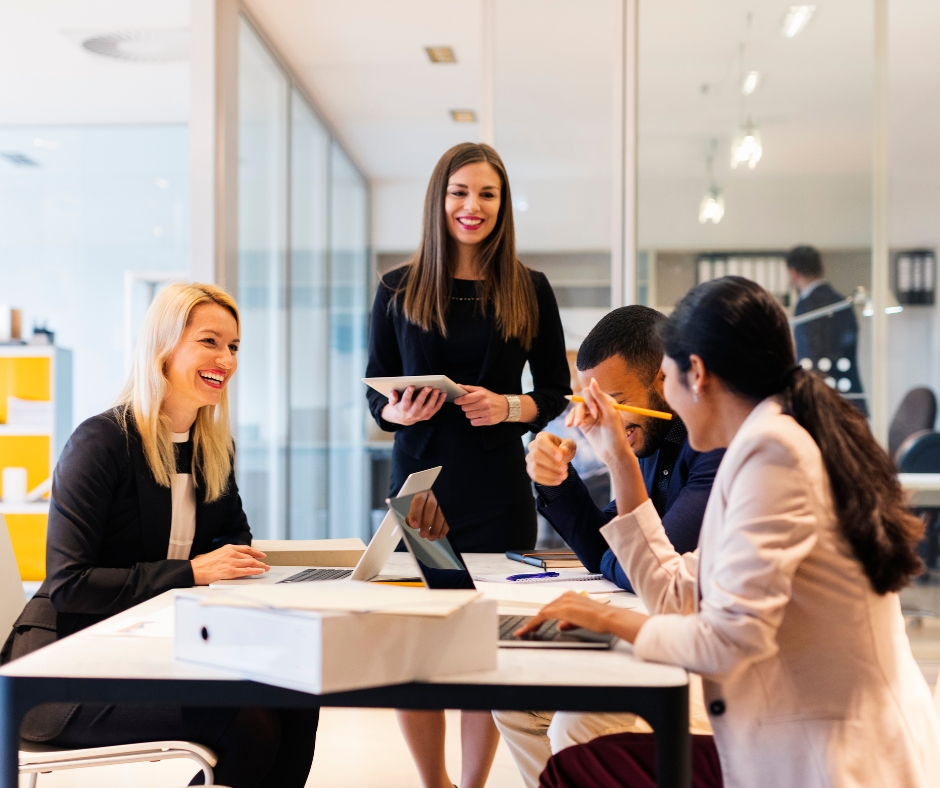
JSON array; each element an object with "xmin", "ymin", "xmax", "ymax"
[{"xmin": 494, "ymin": 305, "xmax": 724, "ymax": 788}]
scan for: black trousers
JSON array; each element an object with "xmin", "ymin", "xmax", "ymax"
[{"xmin": 47, "ymin": 702, "xmax": 319, "ymax": 788}]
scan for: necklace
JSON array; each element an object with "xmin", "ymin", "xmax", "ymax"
[{"xmin": 452, "ymin": 296, "xmax": 480, "ymax": 302}]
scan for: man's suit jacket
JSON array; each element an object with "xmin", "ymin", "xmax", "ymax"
[
  {"xmin": 2, "ymin": 409, "xmax": 252, "ymax": 740},
  {"xmin": 602, "ymin": 398, "xmax": 940, "ymax": 787},
  {"xmin": 365, "ymin": 266, "xmax": 571, "ymax": 457},
  {"xmin": 538, "ymin": 440, "xmax": 723, "ymax": 591}
]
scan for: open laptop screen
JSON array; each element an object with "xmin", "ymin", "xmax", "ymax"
[{"xmin": 387, "ymin": 494, "xmax": 476, "ymax": 590}]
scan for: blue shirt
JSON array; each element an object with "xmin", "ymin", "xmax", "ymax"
[{"xmin": 536, "ymin": 420, "xmax": 724, "ymax": 591}]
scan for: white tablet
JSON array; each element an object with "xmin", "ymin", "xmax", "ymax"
[{"xmin": 362, "ymin": 375, "xmax": 468, "ymax": 403}]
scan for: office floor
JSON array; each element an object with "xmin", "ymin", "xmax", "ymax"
[{"xmin": 19, "ymin": 708, "xmax": 526, "ymax": 788}]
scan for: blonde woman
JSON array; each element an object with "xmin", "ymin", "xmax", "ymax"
[{"xmin": 1, "ymin": 283, "xmax": 319, "ymax": 788}]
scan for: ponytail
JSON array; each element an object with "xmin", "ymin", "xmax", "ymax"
[
  {"xmin": 661, "ymin": 276, "xmax": 923, "ymax": 594},
  {"xmin": 783, "ymin": 369, "xmax": 923, "ymax": 594}
]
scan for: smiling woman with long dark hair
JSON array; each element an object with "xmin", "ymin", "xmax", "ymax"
[{"xmin": 365, "ymin": 142, "xmax": 571, "ymax": 788}]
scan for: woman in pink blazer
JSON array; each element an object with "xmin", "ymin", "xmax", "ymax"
[{"xmin": 518, "ymin": 277, "xmax": 940, "ymax": 788}]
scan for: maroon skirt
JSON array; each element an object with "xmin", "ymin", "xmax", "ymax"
[{"xmin": 540, "ymin": 732, "xmax": 723, "ymax": 788}]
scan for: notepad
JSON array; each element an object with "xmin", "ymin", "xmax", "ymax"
[{"xmin": 475, "ymin": 572, "xmax": 606, "ymax": 585}]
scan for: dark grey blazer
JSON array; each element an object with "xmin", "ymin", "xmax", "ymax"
[{"xmin": 2, "ymin": 408, "xmax": 252, "ymax": 741}]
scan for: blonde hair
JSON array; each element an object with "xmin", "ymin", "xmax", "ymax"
[{"xmin": 116, "ymin": 282, "xmax": 239, "ymax": 502}]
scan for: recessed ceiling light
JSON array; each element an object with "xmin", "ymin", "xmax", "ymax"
[
  {"xmin": 33, "ymin": 138, "xmax": 59, "ymax": 150},
  {"xmin": 782, "ymin": 5, "xmax": 816, "ymax": 38},
  {"xmin": 78, "ymin": 29, "xmax": 189, "ymax": 61},
  {"xmin": 426, "ymin": 47, "xmax": 456, "ymax": 64},
  {"xmin": 155, "ymin": 177, "xmax": 169, "ymax": 189},
  {"xmin": 741, "ymin": 71, "xmax": 761, "ymax": 96},
  {"xmin": 451, "ymin": 110, "xmax": 476, "ymax": 123}
]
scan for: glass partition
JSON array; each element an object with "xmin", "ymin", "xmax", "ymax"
[
  {"xmin": 235, "ymin": 16, "xmax": 370, "ymax": 540},
  {"xmin": 638, "ymin": 1, "xmax": 873, "ymax": 416},
  {"xmin": 288, "ymin": 90, "xmax": 331, "ymax": 539},
  {"xmin": 328, "ymin": 143, "xmax": 370, "ymax": 540},
  {"xmin": 236, "ymin": 19, "xmax": 289, "ymax": 539}
]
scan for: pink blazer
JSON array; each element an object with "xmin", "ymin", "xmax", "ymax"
[{"xmin": 601, "ymin": 398, "xmax": 940, "ymax": 788}]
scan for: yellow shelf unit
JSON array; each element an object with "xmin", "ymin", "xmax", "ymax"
[{"xmin": 0, "ymin": 346, "xmax": 72, "ymax": 581}]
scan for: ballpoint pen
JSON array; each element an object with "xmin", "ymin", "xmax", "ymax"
[{"xmin": 506, "ymin": 571, "xmax": 560, "ymax": 581}]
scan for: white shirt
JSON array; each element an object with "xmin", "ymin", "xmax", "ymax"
[
  {"xmin": 797, "ymin": 277, "xmax": 826, "ymax": 302},
  {"xmin": 167, "ymin": 430, "xmax": 196, "ymax": 561}
]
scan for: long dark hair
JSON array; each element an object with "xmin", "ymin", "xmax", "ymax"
[
  {"xmin": 660, "ymin": 276, "xmax": 922, "ymax": 594},
  {"xmin": 397, "ymin": 142, "xmax": 538, "ymax": 350}
]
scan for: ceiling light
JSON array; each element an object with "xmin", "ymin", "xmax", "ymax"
[
  {"xmin": 731, "ymin": 121, "xmax": 762, "ymax": 169},
  {"xmin": 78, "ymin": 29, "xmax": 188, "ymax": 61},
  {"xmin": 741, "ymin": 71, "xmax": 761, "ymax": 96},
  {"xmin": 426, "ymin": 47, "xmax": 456, "ymax": 63},
  {"xmin": 782, "ymin": 6, "xmax": 816, "ymax": 38},
  {"xmin": 33, "ymin": 138, "xmax": 59, "ymax": 150},
  {"xmin": 514, "ymin": 196, "xmax": 529, "ymax": 212},
  {"xmin": 699, "ymin": 188, "xmax": 725, "ymax": 224},
  {"xmin": 451, "ymin": 110, "xmax": 476, "ymax": 123},
  {"xmin": 155, "ymin": 177, "xmax": 169, "ymax": 189}
]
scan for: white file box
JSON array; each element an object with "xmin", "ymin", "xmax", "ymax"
[{"xmin": 174, "ymin": 591, "xmax": 497, "ymax": 695}]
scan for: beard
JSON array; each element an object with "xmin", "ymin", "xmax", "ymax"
[{"xmin": 631, "ymin": 388, "xmax": 674, "ymax": 459}]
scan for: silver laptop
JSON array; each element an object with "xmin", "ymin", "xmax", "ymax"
[
  {"xmin": 211, "ymin": 467, "xmax": 441, "ymax": 587},
  {"xmin": 387, "ymin": 492, "xmax": 616, "ymax": 650}
]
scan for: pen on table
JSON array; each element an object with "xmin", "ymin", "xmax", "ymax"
[
  {"xmin": 506, "ymin": 572, "xmax": 560, "ymax": 582},
  {"xmin": 566, "ymin": 394, "xmax": 673, "ymax": 421}
]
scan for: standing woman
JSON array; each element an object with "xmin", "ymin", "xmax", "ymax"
[
  {"xmin": 2, "ymin": 284, "xmax": 319, "ymax": 788},
  {"xmin": 520, "ymin": 277, "xmax": 940, "ymax": 788},
  {"xmin": 366, "ymin": 143, "xmax": 570, "ymax": 788}
]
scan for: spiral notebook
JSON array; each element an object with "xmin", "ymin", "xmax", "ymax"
[{"xmin": 475, "ymin": 572, "xmax": 606, "ymax": 585}]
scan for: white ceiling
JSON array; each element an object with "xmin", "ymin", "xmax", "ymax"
[
  {"xmin": 0, "ymin": 0, "xmax": 189, "ymax": 125},
  {"xmin": 1, "ymin": 0, "xmax": 939, "ymax": 250}
]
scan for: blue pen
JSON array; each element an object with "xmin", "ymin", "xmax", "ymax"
[{"xmin": 506, "ymin": 571, "xmax": 560, "ymax": 582}]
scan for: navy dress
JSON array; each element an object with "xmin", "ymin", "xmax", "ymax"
[{"xmin": 366, "ymin": 269, "xmax": 571, "ymax": 553}]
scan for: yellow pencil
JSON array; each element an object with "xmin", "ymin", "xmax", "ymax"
[{"xmin": 566, "ymin": 394, "xmax": 673, "ymax": 421}]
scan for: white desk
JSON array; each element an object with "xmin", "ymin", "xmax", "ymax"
[
  {"xmin": 900, "ymin": 473, "xmax": 940, "ymax": 508},
  {"xmin": 0, "ymin": 554, "xmax": 690, "ymax": 788}
]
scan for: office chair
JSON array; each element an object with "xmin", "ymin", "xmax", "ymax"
[
  {"xmin": 0, "ymin": 515, "xmax": 218, "ymax": 787},
  {"xmin": 890, "ymin": 387, "xmax": 938, "ymax": 461},
  {"xmin": 895, "ymin": 433, "xmax": 940, "ymax": 574}
]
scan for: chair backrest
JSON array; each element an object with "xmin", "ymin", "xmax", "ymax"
[
  {"xmin": 890, "ymin": 387, "xmax": 938, "ymax": 459},
  {"xmin": 0, "ymin": 515, "xmax": 27, "ymax": 639},
  {"xmin": 896, "ymin": 431, "xmax": 940, "ymax": 474}
]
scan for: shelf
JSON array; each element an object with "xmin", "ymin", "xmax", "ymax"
[
  {"xmin": 0, "ymin": 425, "xmax": 52, "ymax": 436},
  {"xmin": 0, "ymin": 501, "xmax": 49, "ymax": 515}
]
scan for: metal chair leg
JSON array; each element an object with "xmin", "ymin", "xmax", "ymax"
[{"xmin": 27, "ymin": 773, "xmax": 37, "ymax": 788}]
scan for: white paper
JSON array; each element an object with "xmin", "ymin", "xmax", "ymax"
[
  {"xmin": 94, "ymin": 605, "xmax": 175, "ymax": 638},
  {"xmin": 476, "ymin": 582, "xmax": 622, "ymax": 608}
]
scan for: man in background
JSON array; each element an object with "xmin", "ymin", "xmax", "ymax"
[{"xmin": 787, "ymin": 244, "xmax": 868, "ymax": 415}]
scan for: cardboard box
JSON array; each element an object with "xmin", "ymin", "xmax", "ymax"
[
  {"xmin": 174, "ymin": 589, "xmax": 497, "ymax": 694},
  {"xmin": 252, "ymin": 538, "xmax": 366, "ymax": 567}
]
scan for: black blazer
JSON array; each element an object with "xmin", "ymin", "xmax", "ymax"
[
  {"xmin": 3, "ymin": 409, "xmax": 251, "ymax": 740},
  {"xmin": 365, "ymin": 266, "xmax": 572, "ymax": 457}
]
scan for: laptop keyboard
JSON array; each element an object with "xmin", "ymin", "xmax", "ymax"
[
  {"xmin": 499, "ymin": 614, "xmax": 562, "ymax": 641},
  {"xmin": 277, "ymin": 568, "xmax": 353, "ymax": 583}
]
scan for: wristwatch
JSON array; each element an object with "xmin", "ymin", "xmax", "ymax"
[{"xmin": 504, "ymin": 395, "xmax": 522, "ymax": 423}]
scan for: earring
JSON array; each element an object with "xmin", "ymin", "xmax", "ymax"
[{"xmin": 692, "ymin": 385, "xmax": 700, "ymax": 403}]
